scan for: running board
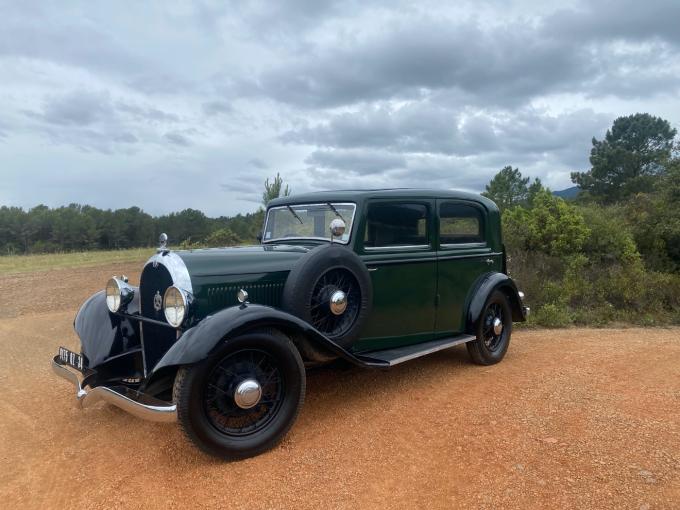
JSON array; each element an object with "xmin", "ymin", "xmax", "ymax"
[{"xmin": 354, "ymin": 334, "xmax": 476, "ymax": 367}]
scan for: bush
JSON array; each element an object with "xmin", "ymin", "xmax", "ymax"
[
  {"xmin": 530, "ymin": 303, "xmax": 572, "ymax": 327},
  {"xmin": 506, "ymin": 199, "xmax": 679, "ymax": 327},
  {"xmin": 203, "ymin": 228, "xmax": 242, "ymax": 247},
  {"xmin": 503, "ymin": 191, "xmax": 590, "ymax": 256}
]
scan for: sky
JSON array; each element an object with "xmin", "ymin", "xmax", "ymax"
[{"xmin": 1, "ymin": 0, "xmax": 679, "ymax": 217}]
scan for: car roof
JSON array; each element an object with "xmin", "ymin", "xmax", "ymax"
[{"xmin": 268, "ymin": 188, "xmax": 497, "ymax": 209}]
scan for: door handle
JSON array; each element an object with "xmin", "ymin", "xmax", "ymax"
[
  {"xmin": 485, "ymin": 258, "xmax": 494, "ymax": 265},
  {"xmin": 368, "ymin": 267, "xmax": 378, "ymax": 272}
]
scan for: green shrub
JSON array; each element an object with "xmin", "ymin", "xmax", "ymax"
[
  {"xmin": 530, "ymin": 303, "xmax": 572, "ymax": 327},
  {"xmin": 203, "ymin": 228, "xmax": 242, "ymax": 247},
  {"xmin": 503, "ymin": 191, "xmax": 590, "ymax": 257}
]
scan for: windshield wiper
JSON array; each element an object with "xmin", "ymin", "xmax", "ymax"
[
  {"xmin": 286, "ymin": 205, "xmax": 304, "ymax": 224},
  {"xmin": 326, "ymin": 202, "xmax": 346, "ymax": 223}
]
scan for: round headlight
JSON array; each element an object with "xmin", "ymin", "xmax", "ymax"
[
  {"xmin": 105, "ymin": 277, "xmax": 134, "ymax": 313},
  {"xmin": 164, "ymin": 286, "xmax": 189, "ymax": 327},
  {"xmin": 106, "ymin": 278, "xmax": 122, "ymax": 312}
]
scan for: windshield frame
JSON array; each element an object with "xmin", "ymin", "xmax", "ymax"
[{"xmin": 262, "ymin": 202, "xmax": 357, "ymax": 245}]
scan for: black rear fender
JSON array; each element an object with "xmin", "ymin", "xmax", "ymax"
[{"xmin": 465, "ymin": 272, "xmax": 526, "ymax": 332}]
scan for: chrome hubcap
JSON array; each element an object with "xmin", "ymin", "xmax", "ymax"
[
  {"xmin": 329, "ymin": 289, "xmax": 347, "ymax": 315},
  {"xmin": 492, "ymin": 317, "xmax": 503, "ymax": 336},
  {"xmin": 233, "ymin": 378, "xmax": 262, "ymax": 409}
]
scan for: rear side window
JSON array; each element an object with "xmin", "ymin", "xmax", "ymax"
[
  {"xmin": 439, "ymin": 202, "xmax": 485, "ymax": 245},
  {"xmin": 364, "ymin": 203, "xmax": 429, "ymax": 248}
]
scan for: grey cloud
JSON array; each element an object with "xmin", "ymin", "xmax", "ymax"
[
  {"xmin": 284, "ymin": 102, "xmax": 471, "ymax": 155},
  {"xmin": 0, "ymin": 4, "xmax": 146, "ymax": 76},
  {"xmin": 248, "ymin": 158, "xmax": 269, "ymax": 169},
  {"xmin": 43, "ymin": 127, "xmax": 137, "ymax": 154},
  {"xmin": 113, "ymin": 132, "xmax": 138, "ymax": 144},
  {"xmin": 543, "ymin": 0, "xmax": 680, "ymax": 47},
  {"xmin": 220, "ymin": 172, "xmax": 267, "ymax": 202},
  {"xmin": 250, "ymin": 5, "xmax": 680, "ymax": 109},
  {"xmin": 116, "ymin": 102, "xmax": 180, "ymax": 123},
  {"xmin": 38, "ymin": 91, "xmax": 114, "ymax": 126},
  {"xmin": 251, "ymin": 19, "xmax": 591, "ymax": 108},
  {"xmin": 1, "ymin": 1, "xmax": 679, "ymax": 215},
  {"xmin": 285, "ymin": 102, "xmax": 609, "ymax": 162},
  {"xmin": 202, "ymin": 100, "xmax": 233, "ymax": 116},
  {"xmin": 306, "ymin": 149, "xmax": 406, "ymax": 174},
  {"xmin": 230, "ymin": 0, "xmax": 349, "ymax": 41},
  {"xmin": 164, "ymin": 131, "xmax": 192, "ymax": 147}
]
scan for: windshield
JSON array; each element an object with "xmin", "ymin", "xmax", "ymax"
[{"xmin": 263, "ymin": 202, "xmax": 356, "ymax": 244}]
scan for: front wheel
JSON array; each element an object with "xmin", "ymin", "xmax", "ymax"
[
  {"xmin": 173, "ymin": 330, "xmax": 305, "ymax": 459},
  {"xmin": 466, "ymin": 290, "xmax": 512, "ymax": 365}
]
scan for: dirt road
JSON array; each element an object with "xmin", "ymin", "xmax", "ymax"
[{"xmin": 0, "ymin": 264, "xmax": 678, "ymax": 509}]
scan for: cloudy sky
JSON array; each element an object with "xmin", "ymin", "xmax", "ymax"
[{"xmin": 1, "ymin": 0, "xmax": 679, "ymax": 216}]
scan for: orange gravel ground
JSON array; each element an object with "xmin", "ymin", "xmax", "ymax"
[{"xmin": 0, "ymin": 264, "xmax": 678, "ymax": 509}]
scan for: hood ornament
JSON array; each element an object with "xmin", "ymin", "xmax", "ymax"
[{"xmin": 157, "ymin": 233, "xmax": 168, "ymax": 253}]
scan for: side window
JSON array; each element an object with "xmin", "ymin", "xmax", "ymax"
[
  {"xmin": 364, "ymin": 203, "xmax": 429, "ymax": 248},
  {"xmin": 439, "ymin": 202, "xmax": 485, "ymax": 245}
]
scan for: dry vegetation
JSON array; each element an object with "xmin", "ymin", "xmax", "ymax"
[{"xmin": 0, "ymin": 248, "xmax": 148, "ymax": 275}]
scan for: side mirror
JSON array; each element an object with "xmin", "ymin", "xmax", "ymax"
[
  {"xmin": 256, "ymin": 231, "xmax": 263, "ymax": 243},
  {"xmin": 329, "ymin": 218, "xmax": 346, "ymax": 242}
]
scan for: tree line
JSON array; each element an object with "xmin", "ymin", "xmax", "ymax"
[
  {"xmin": 0, "ymin": 205, "xmax": 264, "ymax": 254},
  {"xmin": 0, "ymin": 172, "xmax": 294, "ymax": 255}
]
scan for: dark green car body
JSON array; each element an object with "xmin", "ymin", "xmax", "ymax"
[{"xmin": 176, "ymin": 189, "xmax": 507, "ymax": 353}]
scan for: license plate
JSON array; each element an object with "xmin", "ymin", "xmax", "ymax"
[{"xmin": 58, "ymin": 346, "xmax": 84, "ymax": 372}]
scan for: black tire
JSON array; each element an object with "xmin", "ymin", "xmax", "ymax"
[
  {"xmin": 282, "ymin": 244, "xmax": 372, "ymax": 349},
  {"xmin": 467, "ymin": 290, "xmax": 512, "ymax": 365},
  {"xmin": 173, "ymin": 330, "xmax": 305, "ymax": 460}
]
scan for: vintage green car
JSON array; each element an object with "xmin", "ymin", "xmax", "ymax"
[{"xmin": 52, "ymin": 189, "xmax": 528, "ymax": 459}]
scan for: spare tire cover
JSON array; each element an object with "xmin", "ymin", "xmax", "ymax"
[{"xmin": 282, "ymin": 244, "xmax": 372, "ymax": 349}]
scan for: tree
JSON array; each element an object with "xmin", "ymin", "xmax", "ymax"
[
  {"xmin": 527, "ymin": 177, "xmax": 545, "ymax": 206},
  {"xmin": 571, "ymin": 113, "xmax": 677, "ymax": 203},
  {"xmin": 482, "ymin": 166, "xmax": 530, "ymax": 210},
  {"xmin": 262, "ymin": 173, "xmax": 291, "ymax": 206}
]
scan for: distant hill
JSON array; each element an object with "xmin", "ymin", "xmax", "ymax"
[{"xmin": 553, "ymin": 186, "xmax": 580, "ymax": 199}]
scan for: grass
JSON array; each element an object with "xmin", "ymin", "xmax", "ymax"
[{"xmin": 0, "ymin": 248, "xmax": 151, "ymax": 275}]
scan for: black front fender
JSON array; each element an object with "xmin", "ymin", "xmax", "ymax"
[
  {"xmin": 74, "ymin": 290, "xmax": 142, "ymax": 368},
  {"xmin": 465, "ymin": 272, "xmax": 526, "ymax": 332},
  {"xmin": 149, "ymin": 304, "xmax": 361, "ymax": 377}
]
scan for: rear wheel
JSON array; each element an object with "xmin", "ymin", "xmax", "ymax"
[
  {"xmin": 467, "ymin": 290, "xmax": 512, "ymax": 365},
  {"xmin": 173, "ymin": 330, "xmax": 305, "ymax": 459}
]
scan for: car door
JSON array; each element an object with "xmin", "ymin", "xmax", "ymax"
[
  {"xmin": 435, "ymin": 200, "xmax": 501, "ymax": 336},
  {"xmin": 354, "ymin": 200, "xmax": 437, "ymax": 352}
]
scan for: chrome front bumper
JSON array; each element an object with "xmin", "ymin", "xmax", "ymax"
[{"xmin": 51, "ymin": 357, "xmax": 177, "ymax": 423}]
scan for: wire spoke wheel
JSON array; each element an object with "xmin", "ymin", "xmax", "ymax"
[
  {"xmin": 203, "ymin": 349, "xmax": 284, "ymax": 437},
  {"xmin": 482, "ymin": 302, "xmax": 506, "ymax": 352},
  {"xmin": 309, "ymin": 268, "xmax": 361, "ymax": 338}
]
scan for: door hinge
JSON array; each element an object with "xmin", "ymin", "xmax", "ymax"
[{"xmin": 435, "ymin": 293, "xmax": 440, "ymax": 307}]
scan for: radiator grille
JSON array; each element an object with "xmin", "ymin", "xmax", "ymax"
[
  {"xmin": 206, "ymin": 282, "xmax": 284, "ymax": 309},
  {"xmin": 139, "ymin": 262, "xmax": 177, "ymax": 374}
]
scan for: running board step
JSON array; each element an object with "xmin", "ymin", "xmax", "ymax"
[{"xmin": 355, "ymin": 334, "xmax": 476, "ymax": 367}]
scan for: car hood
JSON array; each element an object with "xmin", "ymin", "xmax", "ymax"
[{"xmin": 176, "ymin": 244, "xmax": 310, "ymax": 278}]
